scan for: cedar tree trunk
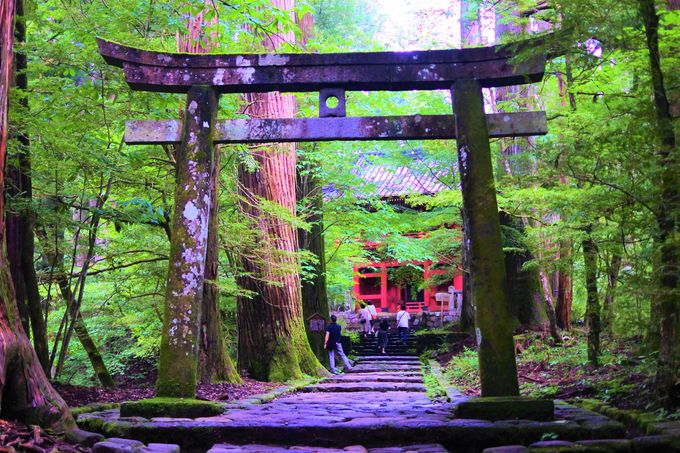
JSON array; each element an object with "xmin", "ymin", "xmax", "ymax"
[
  {"xmin": 583, "ymin": 233, "xmax": 601, "ymax": 366},
  {"xmin": 639, "ymin": 0, "xmax": 680, "ymax": 405},
  {"xmin": 5, "ymin": 0, "xmax": 48, "ymax": 373},
  {"xmin": 236, "ymin": 0, "xmax": 325, "ymax": 381},
  {"xmin": 297, "ymin": 153, "xmax": 330, "ymax": 364},
  {"xmin": 0, "ymin": 0, "xmax": 74, "ymax": 430}
]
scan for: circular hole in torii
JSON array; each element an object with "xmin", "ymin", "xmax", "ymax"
[{"xmin": 325, "ymin": 95, "xmax": 339, "ymax": 109}]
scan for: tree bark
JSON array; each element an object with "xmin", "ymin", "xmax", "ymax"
[
  {"xmin": 639, "ymin": 0, "xmax": 680, "ymax": 406},
  {"xmin": 297, "ymin": 152, "xmax": 330, "ymax": 365},
  {"xmin": 156, "ymin": 85, "xmax": 216, "ymax": 397},
  {"xmin": 199, "ymin": 145, "xmax": 241, "ymax": 384},
  {"xmin": 583, "ymin": 233, "xmax": 601, "ymax": 366},
  {"xmin": 6, "ymin": 0, "xmax": 50, "ymax": 374},
  {"xmin": 555, "ymin": 239, "xmax": 573, "ymax": 330},
  {"xmin": 452, "ymin": 79, "xmax": 519, "ymax": 396},
  {"xmin": 236, "ymin": 0, "xmax": 325, "ymax": 382},
  {"xmin": 0, "ymin": 0, "xmax": 74, "ymax": 429},
  {"xmin": 601, "ymin": 253, "xmax": 622, "ymax": 335}
]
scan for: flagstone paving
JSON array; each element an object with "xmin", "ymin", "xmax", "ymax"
[{"xmin": 77, "ymin": 336, "xmax": 639, "ymax": 452}]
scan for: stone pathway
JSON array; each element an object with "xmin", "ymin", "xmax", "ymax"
[{"xmin": 77, "ymin": 334, "xmax": 643, "ymax": 452}]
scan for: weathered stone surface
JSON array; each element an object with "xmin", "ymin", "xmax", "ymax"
[
  {"xmin": 302, "ymin": 382, "xmax": 426, "ymax": 393},
  {"xmin": 576, "ymin": 439, "xmax": 632, "ymax": 452},
  {"xmin": 124, "ymin": 113, "xmax": 548, "ymax": 145},
  {"xmin": 76, "ymin": 352, "xmax": 628, "ymax": 451},
  {"xmin": 139, "ymin": 443, "xmax": 181, "ymax": 453},
  {"xmin": 93, "ymin": 441, "xmax": 133, "ymax": 453},
  {"xmin": 456, "ymin": 397, "xmax": 554, "ymax": 421},
  {"xmin": 368, "ymin": 446, "xmax": 448, "ymax": 453},
  {"xmin": 527, "ymin": 440, "xmax": 575, "ymax": 448},
  {"xmin": 483, "ymin": 447, "xmax": 528, "ymax": 453},
  {"xmin": 93, "ymin": 438, "xmax": 145, "ymax": 453},
  {"xmin": 630, "ymin": 435, "xmax": 675, "ymax": 452},
  {"xmin": 65, "ymin": 428, "xmax": 106, "ymax": 447},
  {"xmin": 98, "ymin": 38, "xmax": 547, "ymax": 94}
]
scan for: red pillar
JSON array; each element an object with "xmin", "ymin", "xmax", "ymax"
[
  {"xmin": 423, "ymin": 260, "xmax": 431, "ymax": 311},
  {"xmin": 352, "ymin": 264, "xmax": 360, "ymax": 311},
  {"xmin": 380, "ymin": 263, "xmax": 387, "ymax": 311}
]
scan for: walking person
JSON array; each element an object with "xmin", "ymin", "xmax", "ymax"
[
  {"xmin": 325, "ymin": 315, "xmax": 353, "ymax": 374},
  {"xmin": 377, "ymin": 318, "xmax": 389, "ymax": 354},
  {"xmin": 361, "ymin": 301, "xmax": 377, "ymax": 338},
  {"xmin": 396, "ymin": 304, "xmax": 410, "ymax": 345}
]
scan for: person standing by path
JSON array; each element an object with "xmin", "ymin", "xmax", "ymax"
[
  {"xmin": 396, "ymin": 304, "xmax": 410, "ymax": 345},
  {"xmin": 325, "ymin": 315, "xmax": 353, "ymax": 374},
  {"xmin": 377, "ymin": 318, "xmax": 390, "ymax": 354}
]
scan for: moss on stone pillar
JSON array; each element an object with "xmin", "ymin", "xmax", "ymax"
[
  {"xmin": 452, "ymin": 79, "xmax": 519, "ymax": 397},
  {"xmin": 156, "ymin": 85, "xmax": 217, "ymax": 397}
]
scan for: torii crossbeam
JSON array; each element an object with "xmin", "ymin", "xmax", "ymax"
[{"xmin": 98, "ymin": 37, "xmax": 549, "ymax": 399}]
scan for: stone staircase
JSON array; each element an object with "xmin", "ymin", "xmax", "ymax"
[
  {"xmin": 350, "ymin": 331, "xmax": 416, "ymax": 357},
  {"xmin": 75, "ymin": 344, "xmax": 644, "ymax": 452}
]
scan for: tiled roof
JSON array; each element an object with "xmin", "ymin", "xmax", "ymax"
[{"xmin": 324, "ymin": 154, "xmax": 448, "ymax": 199}]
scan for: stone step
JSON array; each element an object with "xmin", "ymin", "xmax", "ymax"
[
  {"xmin": 356, "ymin": 356, "xmax": 420, "ymax": 362},
  {"xmin": 353, "ymin": 348, "xmax": 414, "ymax": 351},
  {"xmin": 324, "ymin": 375, "xmax": 424, "ymax": 384},
  {"xmin": 351, "ymin": 352, "xmax": 417, "ymax": 357},
  {"xmin": 352, "ymin": 361, "xmax": 420, "ymax": 367},
  {"xmin": 301, "ymin": 382, "xmax": 427, "ymax": 393},
  {"xmin": 347, "ymin": 365, "xmax": 422, "ymax": 373},
  {"xmin": 208, "ymin": 443, "xmax": 450, "ymax": 452},
  {"xmin": 78, "ymin": 402, "xmax": 627, "ymax": 452},
  {"xmin": 335, "ymin": 372, "xmax": 423, "ymax": 379}
]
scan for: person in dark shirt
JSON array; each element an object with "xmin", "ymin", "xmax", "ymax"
[
  {"xmin": 324, "ymin": 315, "xmax": 353, "ymax": 374},
  {"xmin": 377, "ymin": 318, "xmax": 389, "ymax": 354}
]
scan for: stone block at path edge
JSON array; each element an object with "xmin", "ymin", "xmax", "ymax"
[
  {"xmin": 93, "ymin": 438, "xmax": 180, "ymax": 453},
  {"xmin": 120, "ymin": 397, "xmax": 224, "ymax": 418},
  {"xmin": 65, "ymin": 428, "xmax": 105, "ymax": 447},
  {"xmin": 482, "ymin": 447, "xmax": 528, "ymax": 453},
  {"xmin": 456, "ymin": 396, "xmax": 554, "ymax": 421}
]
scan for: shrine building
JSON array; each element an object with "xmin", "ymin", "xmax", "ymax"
[{"xmin": 328, "ymin": 154, "xmax": 464, "ymax": 314}]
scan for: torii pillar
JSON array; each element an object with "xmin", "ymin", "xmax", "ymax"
[{"xmin": 156, "ymin": 86, "xmax": 217, "ymax": 397}]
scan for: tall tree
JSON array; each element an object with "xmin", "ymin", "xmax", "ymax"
[
  {"xmin": 0, "ymin": 0, "xmax": 73, "ymax": 430},
  {"xmin": 6, "ymin": 0, "xmax": 49, "ymax": 373},
  {"xmin": 296, "ymin": 13, "xmax": 329, "ymax": 364},
  {"xmin": 583, "ymin": 229, "xmax": 601, "ymax": 365},
  {"xmin": 237, "ymin": 0, "xmax": 326, "ymax": 381},
  {"xmin": 638, "ymin": 0, "xmax": 680, "ymax": 406}
]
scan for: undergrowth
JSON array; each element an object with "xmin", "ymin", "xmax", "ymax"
[{"xmin": 444, "ymin": 331, "xmax": 659, "ymax": 411}]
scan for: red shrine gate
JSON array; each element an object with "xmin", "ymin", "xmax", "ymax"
[{"xmin": 98, "ymin": 37, "xmax": 549, "ymax": 398}]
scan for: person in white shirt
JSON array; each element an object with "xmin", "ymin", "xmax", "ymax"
[
  {"xmin": 396, "ymin": 304, "xmax": 410, "ymax": 345},
  {"xmin": 361, "ymin": 301, "xmax": 377, "ymax": 337}
]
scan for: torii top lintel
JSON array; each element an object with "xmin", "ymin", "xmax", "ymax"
[{"xmin": 97, "ymin": 39, "xmax": 546, "ymax": 94}]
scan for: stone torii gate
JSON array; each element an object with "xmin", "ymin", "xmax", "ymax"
[{"xmin": 98, "ymin": 38, "xmax": 548, "ymax": 398}]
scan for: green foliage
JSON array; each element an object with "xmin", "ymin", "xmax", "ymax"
[{"xmin": 6, "ymin": 0, "xmax": 678, "ymax": 398}]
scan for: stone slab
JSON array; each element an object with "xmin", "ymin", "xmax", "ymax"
[
  {"xmin": 357, "ymin": 356, "xmax": 420, "ymax": 362},
  {"xmin": 302, "ymin": 382, "xmax": 427, "ymax": 393},
  {"xmin": 456, "ymin": 397, "xmax": 554, "ymax": 421},
  {"xmin": 325, "ymin": 376, "xmax": 424, "ymax": 384}
]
